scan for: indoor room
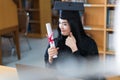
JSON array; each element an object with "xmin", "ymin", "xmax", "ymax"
[{"xmin": 0, "ymin": 0, "xmax": 120, "ymax": 80}]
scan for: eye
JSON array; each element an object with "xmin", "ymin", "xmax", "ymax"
[{"xmin": 63, "ymin": 23, "xmax": 68, "ymax": 26}]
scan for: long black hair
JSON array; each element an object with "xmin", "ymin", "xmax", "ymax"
[{"xmin": 57, "ymin": 10, "xmax": 87, "ymax": 49}]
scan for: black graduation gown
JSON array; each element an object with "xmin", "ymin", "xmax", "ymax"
[
  {"xmin": 44, "ymin": 35, "xmax": 99, "ymax": 67},
  {"xmin": 44, "ymin": 36, "xmax": 106, "ymax": 80}
]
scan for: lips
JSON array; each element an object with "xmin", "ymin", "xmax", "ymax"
[
  {"xmin": 61, "ymin": 31, "xmax": 65, "ymax": 33},
  {"xmin": 61, "ymin": 30, "xmax": 65, "ymax": 32}
]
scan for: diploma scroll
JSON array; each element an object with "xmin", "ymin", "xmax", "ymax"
[{"xmin": 46, "ymin": 23, "xmax": 57, "ymax": 58}]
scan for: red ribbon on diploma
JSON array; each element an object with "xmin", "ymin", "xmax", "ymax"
[{"xmin": 48, "ymin": 32, "xmax": 54, "ymax": 43}]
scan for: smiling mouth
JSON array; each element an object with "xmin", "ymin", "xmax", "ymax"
[
  {"xmin": 61, "ymin": 31, "xmax": 65, "ymax": 33},
  {"xmin": 61, "ymin": 30, "xmax": 65, "ymax": 32}
]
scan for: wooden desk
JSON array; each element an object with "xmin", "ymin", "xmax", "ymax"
[
  {"xmin": 107, "ymin": 76, "xmax": 120, "ymax": 80},
  {"xmin": 0, "ymin": 65, "xmax": 19, "ymax": 80},
  {"xmin": 0, "ymin": 26, "xmax": 21, "ymax": 64},
  {"xmin": 1, "ymin": 65, "xmax": 120, "ymax": 80}
]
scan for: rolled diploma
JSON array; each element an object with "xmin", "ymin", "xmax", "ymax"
[{"xmin": 46, "ymin": 23, "xmax": 57, "ymax": 58}]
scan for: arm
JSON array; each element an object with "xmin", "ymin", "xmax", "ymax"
[
  {"xmin": 72, "ymin": 37, "xmax": 99, "ymax": 59},
  {"xmin": 44, "ymin": 45, "xmax": 54, "ymax": 68},
  {"xmin": 81, "ymin": 38, "xmax": 99, "ymax": 60},
  {"xmin": 44, "ymin": 45, "xmax": 59, "ymax": 67},
  {"xmin": 44, "ymin": 45, "xmax": 50, "ymax": 66}
]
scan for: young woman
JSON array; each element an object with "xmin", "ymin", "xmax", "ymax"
[{"xmin": 44, "ymin": 10, "xmax": 99, "ymax": 68}]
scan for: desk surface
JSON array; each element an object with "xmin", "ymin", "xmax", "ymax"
[
  {"xmin": 0, "ymin": 66, "xmax": 19, "ymax": 80},
  {"xmin": 0, "ymin": 65, "xmax": 120, "ymax": 80},
  {"xmin": 107, "ymin": 76, "xmax": 120, "ymax": 80}
]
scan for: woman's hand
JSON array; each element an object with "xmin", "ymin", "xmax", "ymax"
[
  {"xmin": 48, "ymin": 47, "xmax": 59, "ymax": 63},
  {"xmin": 65, "ymin": 32, "xmax": 78, "ymax": 52}
]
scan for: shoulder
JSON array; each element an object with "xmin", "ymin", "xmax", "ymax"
[
  {"xmin": 53, "ymin": 38, "xmax": 60, "ymax": 46},
  {"xmin": 80, "ymin": 36, "xmax": 99, "ymax": 56},
  {"xmin": 54, "ymin": 38, "xmax": 59, "ymax": 41},
  {"xmin": 54, "ymin": 38, "xmax": 59, "ymax": 43},
  {"xmin": 81, "ymin": 35, "xmax": 98, "ymax": 49},
  {"xmin": 83, "ymin": 35, "xmax": 96, "ymax": 44}
]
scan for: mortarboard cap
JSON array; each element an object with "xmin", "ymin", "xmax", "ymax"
[
  {"xmin": 53, "ymin": 1, "xmax": 84, "ymax": 11},
  {"xmin": 53, "ymin": 1, "xmax": 84, "ymax": 19}
]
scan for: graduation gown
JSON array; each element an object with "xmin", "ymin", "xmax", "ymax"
[
  {"xmin": 44, "ymin": 36, "xmax": 107, "ymax": 80},
  {"xmin": 44, "ymin": 35, "xmax": 99, "ymax": 68}
]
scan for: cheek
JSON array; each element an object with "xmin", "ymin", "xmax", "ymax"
[
  {"xmin": 66, "ymin": 26, "xmax": 71, "ymax": 33},
  {"xmin": 63, "ymin": 27, "xmax": 71, "ymax": 35},
  {"xmin": 66, "ymin": 29, "xmax": 71, "ymax": 34}
]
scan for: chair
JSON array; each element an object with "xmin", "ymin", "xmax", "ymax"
[
  {"xmin": 2, "ymin": 10, "xmax": 32, "ymax": 55},
  {"xmin": 1, "ymin": 33, "xmax": 16, "ymax": 55},
  {"xmin": 18, "ymin": 10, "xmax": 32, "ymax": 50}
]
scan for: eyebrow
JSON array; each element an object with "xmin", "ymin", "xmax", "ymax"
[
  {"xmin": 59, "ymin": 21, "xmax": 68, "ymax": 24},
  {"xmin": 62, "ymin": 22, "xmax": 68, "ymax": 23}
]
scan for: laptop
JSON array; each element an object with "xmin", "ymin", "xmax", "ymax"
[{"xmin": 16, "ymin": 64, "xmax": 82, "ymax": 80}]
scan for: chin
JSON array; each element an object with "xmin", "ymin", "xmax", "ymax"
[
  {"xmin": 61, "ymin": 31, "xmax": 70, "ymax": 36},
  {"xmin": 61, "ymin": 33, "xmax": 68, "ymax": 36}
]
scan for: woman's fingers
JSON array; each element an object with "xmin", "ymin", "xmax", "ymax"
[
  {"xmin": 48, "ymin": 47, "xmax": 59, "ymax": 63},
  {"xmin": 49, "ymin": 56, "xmax": 53, "ymax": 63},
  {"xmin": 48, "ymin": 47, "xmax": 59, "ymax": 57}
]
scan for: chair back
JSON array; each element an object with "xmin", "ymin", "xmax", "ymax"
[{"xmin": 18, "ymin": 11, "xmax": 29, "ymax": 35}]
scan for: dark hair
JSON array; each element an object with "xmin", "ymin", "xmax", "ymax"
[{"xmin": 57, "ymin": 10, "xmax": 87, "ymax": 50}]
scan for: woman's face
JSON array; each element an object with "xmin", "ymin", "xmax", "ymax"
[{"xmin": 59, "ymin": 18, "xmax": 71, "ymax": 36}]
